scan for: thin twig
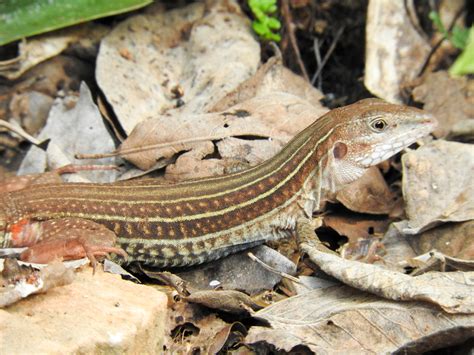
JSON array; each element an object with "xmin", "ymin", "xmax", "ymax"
[
  {"xmin": 311, "ymin": 26, "xmax": 345, "ymax": 85},
  {"xmin": 247, "ymin": 251, "xmax": 302, "ymax": 284},
  {"xmin": 312, "ymin": 37, "xmax": 323, "ymax": 91},
  {"xmin": 416, "ymin": 7, "xmax": 466, "ymax": 77},
  {"xmin": 76, "ymin": 134, "xmax": 287, "ymax": 160},
  {"xmin": 280, "ymin": 0, "xmax": 310, "ymax": 82}
]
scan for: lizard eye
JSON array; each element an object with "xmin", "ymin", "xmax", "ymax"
[{"xmin": 370, "ymin": 118, "xmax": 388, "ymax": 132}]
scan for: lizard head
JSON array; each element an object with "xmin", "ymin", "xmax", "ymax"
[
  {"xmin": 322, "ymin": 99, "xmax": 437, "ymax": 188},
  {"xmin": 333, "ymin": 99, "xmax": 437, "ymax": 169}
]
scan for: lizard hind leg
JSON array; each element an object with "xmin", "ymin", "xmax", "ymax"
[{"xmin": 18, "ymin": 218, "xmax": 128, "ymax": 271}]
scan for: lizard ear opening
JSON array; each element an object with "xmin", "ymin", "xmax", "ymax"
[{"xmin": 333, "ymin": 142, "xmax": 348, "ymax": 159}]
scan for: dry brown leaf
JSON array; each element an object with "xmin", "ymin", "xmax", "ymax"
[
  {"xmin": 165, "ymin": 301, "xmax": 232, "ymax": 354},
  {"xmin": 409, "ymin": 220, "xmax": 474, "ymax": 260},
  {"xmin": 185, "ymin": 290, "xmax": 262, "ymax": 315},
  {"xmin": 336, "ymin": 166, "xmax": 396, "ymax": 214},
  {"xmin": 323, "ymin": 214, "xmax": 389, "ymax": 262},
  {"xmin": 324, "ymin": 214, "xmax": 390, "ymax": 242},
  {"xmin": 246, "ymin": 284, "xmax": 474, "ymax": 353},
  {"xmin": 210, "ymin": 55, "xmax": 324, "ymax": 112},
  {"xmin": 120, "ymin": 92, "xmax": 327, "ymax": 172},
  {"xmin": 410, "ymin": 251, "xmax": 474, "ymax": 275},
  {"xmin": 207, "ymin": 322, "xmax": 247, "ymax": 354},
  {"xmin": 217, "ymin": 137, "xmax": 281, "ymax": 167},
  {"xmin": 301, "ymin": 242, "xmax": 474, "ymax": 314},
  {"xmin": 0, "ymin": 24, "xmax": 107, "ymax": 80},
  {"xmin": 96, "ymin": 0, "xmax": 260, "ymax": 134},
  {"xmin": 399, "ymin": 140, "xmax": 474, "ymax": 234},
  {"xmin": 379, "ymin": 225, "xmax": 418, "ymax": 271},
  {"xmin": 412, "ymin": 71, "xmax": 474, "ymax": 138}
]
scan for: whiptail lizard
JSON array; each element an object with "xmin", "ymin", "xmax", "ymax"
[{"xmin": 0, "ymin": 99, "xmax": 437, "ymax": 267}]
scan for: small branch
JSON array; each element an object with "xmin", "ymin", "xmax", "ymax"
[
  {"xmin": 311, "ymin": 26, "xmax": 345, "ymax": 85},
  {"xmin": 247, "ymin": 251, "xmax": 302, "ymax": 284},
  {"xmin": 76, "ymin": 134, "xmax": 287, "ymax": 160},
  {"xmin": 281, "ymin": 0, "xmax": 310, "ymax": 82},
  {"xmin": 312, "ymin": 37, "xmax": 323, "ymax": 91}
]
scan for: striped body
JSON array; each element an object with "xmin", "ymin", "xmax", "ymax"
[{"xmin": 0, "ymin": 99, "xmax": 437, "ymax": 267}]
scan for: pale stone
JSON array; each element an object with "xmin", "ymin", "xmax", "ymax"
[{"xmin": 0, "ymin": 267, "xmax": 167, "ymax": 354}]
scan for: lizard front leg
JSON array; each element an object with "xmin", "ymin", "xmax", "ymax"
[{"xmin": 7, "ymin": 218, "xmax": 127, "ymax": 270}]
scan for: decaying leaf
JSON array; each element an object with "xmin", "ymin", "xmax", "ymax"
[
  {"xmin": 0, "ymin": 24, "xmax": 107, "ymax": 80},
  {"xmin": 399, "ymin": 140, "xmax": 474, "ymax": 234},
  {"xmin": 207, "ymin": 322, "xmax": 248, "ymax": 354},
  {"xmin": 410, "ymin": 220, "xmax": 474, "ymax": 260},
  {"xmin": 409, "ymin": 251, "xmax": 474, "ymax": 275},
  {"xmin": 165, "ymin": 300, "xmax": 234, "ymax": 354},
  {"xmin": 246, "ymin": 283, "xmax": 474, "ymax": 353},
  {"xmin": 18, "ymin": 83, "xmax": 118, "ymax": 183},
  {"xmin": 301, "ymin": 242, "xmax": 474, "ymax": 314},
  {"xmin": 412, "ymin": 71, "xmax": 474, "ymax": 138},
  {"xmin": 185, "ymin": 289, "xmax": 262, "ymax": 315},
  {"xmin": 336, "ymin": 166, "xmax": 396, "ymax": 214},
  {"xmin": 0, "ymin": 259, "xmax": 74, "ymax": 308},
  {"xmin": 323, "ymin": 214, "xmax": 389, "ymax": 262},
  {"xmin": 323, "ymin": 214, "xmax": 389, "ymax": 242},
  {"xmin": 96, "ymin": 0, "xmax": 260, "ymax": 134},
  {"xmin": 210, "ymin": 55, "xmax": 325, "ymax": 112},
  {"xmin": 120, "ymin": 92, "xmax": 327, "ymax": 173}
]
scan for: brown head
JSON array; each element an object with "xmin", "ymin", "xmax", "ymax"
[{"xmin": 319, "ymin": 98, "xmax": 437, "ymax": 187}]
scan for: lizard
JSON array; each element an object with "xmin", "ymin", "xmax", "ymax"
[{"xmin": 0, "ymin": 99, "xmax": 437, "ymax": 268}]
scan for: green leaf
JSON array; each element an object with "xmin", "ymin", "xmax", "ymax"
[
  {"xmin": 429, "ymin": 11, "xmax": 448, "ymax": 38},
  {"xmin": 0, "ymin": 0, "xmax": 152, "ymax": 46},
  {"xmin": 451, "ymin": 26, "xmax": 469, "ymax": 50},
  {"xmin": 449, "ymin": 27, "xmax": 474, "ymax": 76},
  {"xmin": 266, "ymin": 31, "xmax": 281, "ymax": 42},
  {"xmin": 267, "ymin": 17, "xmax": 281, "ymax": 30},
  {"xmin": 252, "ymin": 21, "xmax": 268, "ymax": 36}
]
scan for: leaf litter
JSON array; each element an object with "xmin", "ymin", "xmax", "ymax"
[{"xmin": 0, "ymin": 0, "xmax": 473, "ymax": 353}]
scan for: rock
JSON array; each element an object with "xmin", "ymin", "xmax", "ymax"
[{"xmin": 0, "ymin": 267, "xmax": 167, "ymax": 353}]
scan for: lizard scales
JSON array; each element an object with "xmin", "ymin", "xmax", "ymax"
[{"xmin": 0, "ymin": 99, "xmax": 436, "ymax": 267}]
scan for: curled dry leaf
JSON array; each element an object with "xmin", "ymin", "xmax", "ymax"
[
  {"xmin": 120, "ymin": 92, "xmax": 327, "ymax": 173},
  {"xmin": 323, "ymin": 214, "xmax": 389, "ymax": 262},
  {"xmin": 245, "ymin": 284, "xmax": 474, "ymax": 353},
  {"xmin": 207, "ymin": 322, "xmax": 247, "ymax": 354},
  {"xmin": 217, "ymin": 137, "xmax": 281, "ymax": 168},
  {"xmin": 165, "ymin": 301, "xmax": 232, "ymax": 354},
  {"xmin": 210, "ymin": 55, "xmax": 325, "ymax": 112},
  {"xmin": 410, "ymin": 220, "xmax": 474, "ymax": 260},
  {"xmin": 336, "ymin": 166, "xmax": 395, "ymax": 214},
  {"xmin": 323, "ymin": 214, "xmax": 389, "ymax": 242},
  {"xmin": 399, "ymin": 140, "xmax": 474, "ymax": 234},
  {"xmin": 300, "ymin": 242, "xmax": 474, "ymax": 314},
  {"xmin": 412, "ymin": 71, "xmax": 474, "ymax": 138},
  {"xmin": 364, "ymin": 0, "xmax": 430, "ymax": 102},
  {"xmin": 409, "ymin": 251, "xmax": 474, "ymax": 275},
  {"xmin": 96, "ymin": 0, "xmax": 260, "ymax": 134},
  {"xmin": 185, "ymin": 289, "xmax": 262, "ymax": 315},
  {"xmin": 0, "ymin": 24, "xmax": 107, "ymax": 80}
]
